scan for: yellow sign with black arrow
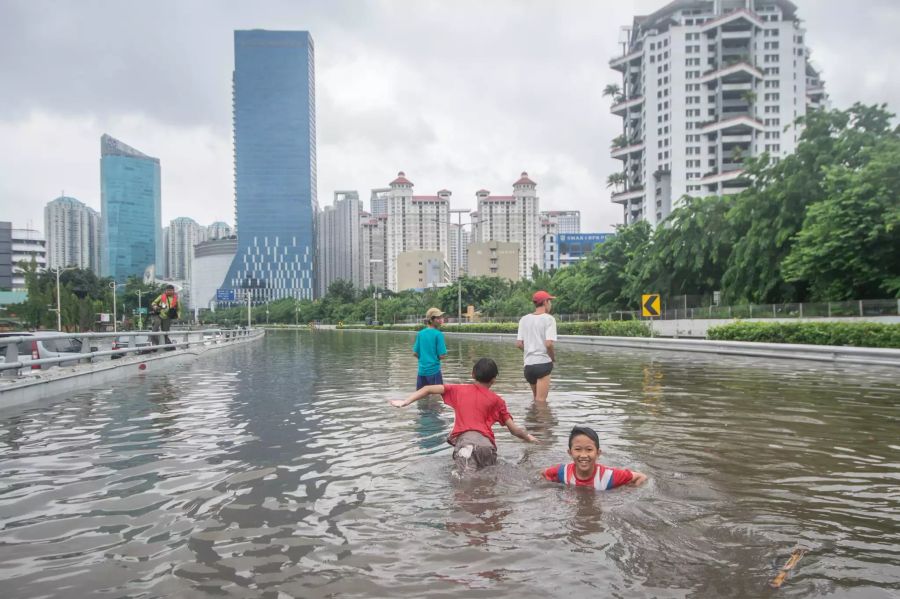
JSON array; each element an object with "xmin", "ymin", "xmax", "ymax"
[{"xmin": 641, "ymin": 294, "xmax": 661, "ymax": 317}]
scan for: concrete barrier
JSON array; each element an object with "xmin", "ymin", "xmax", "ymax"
[
  {"xmin": 339, "ymin": 328, "xmax": 900, "ymax": 368},
  {"xmin": 0, "ymin": 329, "xmax": 265, "ymax": 410}
]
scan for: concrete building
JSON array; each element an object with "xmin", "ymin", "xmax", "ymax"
[
  {"xmin": 396, "ymin": 250, "xmax": 449, "ymax": 291},
  {"xmin": 609, "ymin": 0, "xmax": 827, "ymax": 226},
  {"xmin": 471, "ymin": 172, "xmax": 541, "ymax": 279},
  {"xmin": 449, "ymin": 222, "xmax": 470, "ymax": 280},
  {"xmin": 191, "ymin": 238, "xmax": 238, "ymax": 310},
  {"xmin": 317, "ymin": 191, "xmax": 362, "ymax": 296},
  {"xmin": 0, "ymin": 222, "xmax": 13, "ymax": 289},
  {"xmin": 384, "ymin": 172, "xmax": 450, "ymax": 292},
  {"xmin": 542, "ymin": 210, "xmax": 581, "ymax": 234},
  {"xmin": 467, "ymin": 241, "xmax": 520, "ymax": 281},
  {"xmin": 369, "ymin": 188, "xmax": 390, "ymax": 217},
  {"xmin": 557, "ymin": 233, "xmax": 615, "ymax": 268},
  {"xmin": 100, "ymin": 134, "xmax": 162, "ymax": 282},
  {"xmin": 360, "ymin": 214, "xmax": 388, "ymax": 291},
  {"xmin": 223, "ymin": 30, "xmax": 317, "ymax": 302},
  {"xmin": 167, "ymin": 217, "xmax": 206, "ymax": 282},
  {"xmin": 44, "ymin": 196, "xmax": 101, "ymax": 272},
  {"xmin": 207, "ymin": 221, "xmax": 233, "ymax": 240},
  {"xmin": 11, "ymin": 228, "xmax": 46, "ymax": 290}
]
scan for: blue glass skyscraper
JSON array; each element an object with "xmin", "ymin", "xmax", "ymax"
[
  {"xmin": 100, "ymin": 134, "xmax": 162, "ymax": 283},
  {"xmin": 223, "ymin": 30, "xmax": 318, "ymax": 302}
]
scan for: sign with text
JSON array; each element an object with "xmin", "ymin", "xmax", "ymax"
[{"xmin": 216, "ymin": 289, "xmax": 236, "ymax": 302}]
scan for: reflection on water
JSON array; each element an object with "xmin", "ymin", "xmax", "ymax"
[{"xmin": 0, "ymin": 330, "xmax": 898, "ymax": 598}]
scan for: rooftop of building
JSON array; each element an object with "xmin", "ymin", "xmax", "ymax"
[
  {"xmin": 514, "ymin": 171, "xmax": 536, "ymax": 186},
  {"xmin": 101, "ymin": 134, "xmax": 159, "ymax": 163},
  {"xmin": 631, "ymin": 0, "xmax": 798, "ymax": 40},
  {"xmin": 390, "ymin": 171, "xmax": 413, "ymax": 186}
]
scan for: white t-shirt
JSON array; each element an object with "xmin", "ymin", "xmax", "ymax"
[{"xmin": 517, "ymin": 312, "xmax": 558, "ymax": 366}]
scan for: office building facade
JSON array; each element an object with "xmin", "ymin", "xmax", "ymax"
[
  {"xmin": 100, "ymin": 134, "xmax": 162, "ymax": 282},
  {"xmin": 467, "ymin": 241, "xmax": 520, "ymax": 281},
  {"xmin": 11, "ymin": 228, "xmax": 47, "ymax": 290},
  {"xmin": 0, "ymin": 222, "xmax": 12, "ymax": 289},
  {"xmin": 192, "ymin": 238, "xmax": 238, "ymax": 311},
  {"xmin": 609, "ymin": 0, "xmax": 826, "ymax": 226},
  {"xmin": 167, "ymin": 217, "xmax": 206, "ymax": 282},
  {"xmin": 360, "ymin": 213, "xmax": 388, "ymax": 291},
  {"xmin": 557, "ymin": 233, "xmax": 614, "ymax": 268},
  {"xmin": 223, "ymin": 30, "xmax": 318, "ymax": 302}
]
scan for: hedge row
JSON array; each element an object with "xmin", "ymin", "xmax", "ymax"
[
  {"xmin": 342, "ymin": 320, "xmax": 651, "ymax": 338},
  {"xmin": 706, "ymin": 321, "xmax": 900, "ymax": 348}
]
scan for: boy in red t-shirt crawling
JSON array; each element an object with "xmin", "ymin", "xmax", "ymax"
[
  {"xmin": 543, "ymin": 426, "xmax": 648, "ymax": 490},
  {"xmin": 390, "ymin": 358, "xmax": 537, "ymax": 471}
]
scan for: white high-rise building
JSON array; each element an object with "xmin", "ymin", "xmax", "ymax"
[
  {"xmin": 167, "ymin": 217, "xmax": 206, "ymax": 282},
  {"xmin": 317, "ymin": 191, "xmax": 363, "ymax": 296},
  {"xmin": 384, "ymin": 172, "xmax": 450, "ymax": 292},
  {"xmin": 370, "ymin": 188, "xmax": 390, "ymax": 217},
  {"xmin": 472, "ymin": 172, "xmax": 541, "ymax": 280},
  {"xmin": 360, "ymin": 213, "xmax": 388, "ymax": 291},
  {"xmin": 44, "ymin": 196, "xmax": 101, "ymax": 272},
  {"xmin": 11, "ymin": 228, "xmax": 46, "ymax": 290},
  {"xmin": 449, "ymin": 222, "xmax": 470, "ymax": 280},
  {"xmin": 540, "ymin": 210, "xmax": 580, "ymax": 270},
  {"xmin": 542, "ymin": 210, "xmax": 581, "ymax": 234},
  {"xmin": 207, "ymin": 221, "xmax": 233, "ymax": 240},
  {"xmin": 609, "ymin": 0, "xmax": 827, "ymax": 226}
]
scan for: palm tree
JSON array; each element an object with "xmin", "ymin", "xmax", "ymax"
[
  {"xmin": 606, "ymin": 172, "xmax": 626, "ymax": 191},
  {"xmin": 602, "ymin": 83, "xmax": 621, "ymax": 100}
]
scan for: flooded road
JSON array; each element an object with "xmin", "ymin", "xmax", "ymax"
[{"xmin": 0, "ymin": 330, "xmax": 898, "ymax": 598}]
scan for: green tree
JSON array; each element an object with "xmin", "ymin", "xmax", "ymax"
[
  {"xmin": 782, "ymin": 136, "xmax": 900, "ymax": 299},
  {"xmin": 723, "ymin": 103, "xmax": 896, "ymax": 303}
]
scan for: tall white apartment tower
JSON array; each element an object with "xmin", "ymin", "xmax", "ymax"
[
  {"xmin": 44, "ymin": 195, "xmax": 101, "ymax": 272},
  {"xmin": 317, "ymin": 190, "xmax": 363, "ymax": 296},
  {"xmin": 369, "ymin": 188, "xmax": 390, "ymax": 217},
  {"xmin": 384, "ymin": 172, "xmax": 450, "ymax": 292},
  {"xmin": 360, "ymin": 213, "xmax": 388, "ymax": 291},
  {"xmin": 167, "ymin": 217, "xmax": 206, "ymax": 281},
  {"xmin": 473, "ymin": 172, "xmax": 541, "ymax": 279},
  {"xmin": 448, "ymin": 222, "xmax": 470, "ymax": 281},
  {"xmin": 609, "ymin": 0, "xmax": 827, "ymax": 226}
]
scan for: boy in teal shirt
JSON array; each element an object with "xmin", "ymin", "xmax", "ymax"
[{"xmin": 413, "ymin": 307, "xmax": 448, "ymax": 389}]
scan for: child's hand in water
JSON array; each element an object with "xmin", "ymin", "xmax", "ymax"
[
  {"xmin": 526, "ymin": 434, "xmax": 538, "ymax": 443},
  {"xmin": 389, "ymin": 399, "xmax": 406, "ymax": 408}
]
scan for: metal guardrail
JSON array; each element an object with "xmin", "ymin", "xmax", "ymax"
[{"xmin": 0, "ymin": 328, "xmax": 260, "ymax": 377}]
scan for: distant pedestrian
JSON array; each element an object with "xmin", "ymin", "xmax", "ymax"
[
  {"xmin": 516, "ymin": 290, "xmax": 557, "ymax": 402},
  {"xmin": 149, "ymin": 284, "xmax": 181, "ymax": 349},
  {"xmin": 413, "ymin": 307, "xmax": 448, "ymax": 390}
]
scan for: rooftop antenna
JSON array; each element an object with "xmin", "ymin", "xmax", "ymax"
[{"xmin": 619, "ymin": 26, "xmax": 631, "ymax": 55}]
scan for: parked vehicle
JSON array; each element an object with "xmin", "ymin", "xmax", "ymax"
[
  {"xmin": 0, "ymin": 332, "xmax": 91, "ymax": 369},
  {"xmin": 110, "ymin": 335, "xmax": 153, "ymax": 358}
]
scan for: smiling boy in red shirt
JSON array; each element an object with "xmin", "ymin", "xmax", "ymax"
[
  {"xmin": 391, "ymin": 358, "xmax": 536, "ymax": 471},
  {"xmin": 543, "ymin": 425, "xmax": 648, "ymax": 490}
]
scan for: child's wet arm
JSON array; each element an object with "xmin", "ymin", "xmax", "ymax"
[
  {"xmin": 504, "ymin": 418, "xmax": 537, "ymax": 443},
  {"xmin": 629, "ymin": 471, "xmax": 648, "ymax": 486}
]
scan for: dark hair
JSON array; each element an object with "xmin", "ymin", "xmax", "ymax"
[
  {"xmin": 472, "ymin": 358, "xmax": 498, "ymax": 383},
  {"xmin": 568, "ymin": 425, "xmax": 599, "ymax": 449},
  {"xmin": 165, "ymin": 284, "xmax": 175, "ymax": 291}
]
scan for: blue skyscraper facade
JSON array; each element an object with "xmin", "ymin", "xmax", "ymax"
[
  {"xmin": 223, "ymin": 30, "xmax": 318, "ymax": 302},
  {"xmin": 100, "ymin": 134, "xmax": 162, "ymax": 283}
]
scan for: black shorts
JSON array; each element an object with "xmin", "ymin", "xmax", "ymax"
[{"xmin": 524, "ymin": 361, "xmax": 553, "ymax": 385}]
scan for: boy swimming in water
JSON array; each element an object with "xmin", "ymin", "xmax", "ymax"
[
  {"xmin": 390, "ymin": 358, "xmax": 537, "ymax": 471},
  {"xmin": 542, "ymin": 425, "xmax": 647, "ymax": 490}
]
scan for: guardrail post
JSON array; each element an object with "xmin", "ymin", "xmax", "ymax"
[
  {"xmin": 80, "ymin": 336, "xmax": 91, "ymax": 363},
  {"xmin": 828, "ymin": 302, "xmax": 832, "ymax": 318},
  {"xmin": 749, "ymin": 304, "xmax": 753, "ymax": 318},
  {"xmin": 799, "ymin": 303, "xmax": 803, "ymax": 319},
  {"xmin": 859, "ymin": 300, "xmax": 863, "ymax": 317},
  {"xmin": 2, "ymin": 343, "xmax": 19, "ymax": 378},
  {"xmin": 773, "ymin": 304, "xmax": 777, "ymax": 318}
]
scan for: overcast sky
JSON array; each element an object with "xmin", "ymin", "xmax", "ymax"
[{"xmin": 1, "ymin": 0, "xmax": 897, "ymax": 234}]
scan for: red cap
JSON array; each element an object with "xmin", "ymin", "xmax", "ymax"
[{"xmin": 532, "ymin": 290, "xmax": 556, "ymax": 304}]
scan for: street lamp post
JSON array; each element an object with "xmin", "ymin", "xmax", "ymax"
[
  {"xmin": 446, "ymin": 210, "xmax": 472, "ymax": 324},
  {"xmin": 108, "ymin": 281, "xmax": 125, "ymax": 333},
  {"xmin": 52, "ymin": 266, "xmax": 76, "ymax": 331},
  {"xmin": 136, "ymin": 290, "xmax": 150, "ymax": 330}
]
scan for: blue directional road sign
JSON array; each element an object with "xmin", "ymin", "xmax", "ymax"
[{"xmin": 216, "ymin": 289, "xmax": 236, "ymax": 302}]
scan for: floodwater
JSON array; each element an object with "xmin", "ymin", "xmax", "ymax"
[{"xmin": 0, "ymin": 330, "xmax": 898, "ymax": 598}]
